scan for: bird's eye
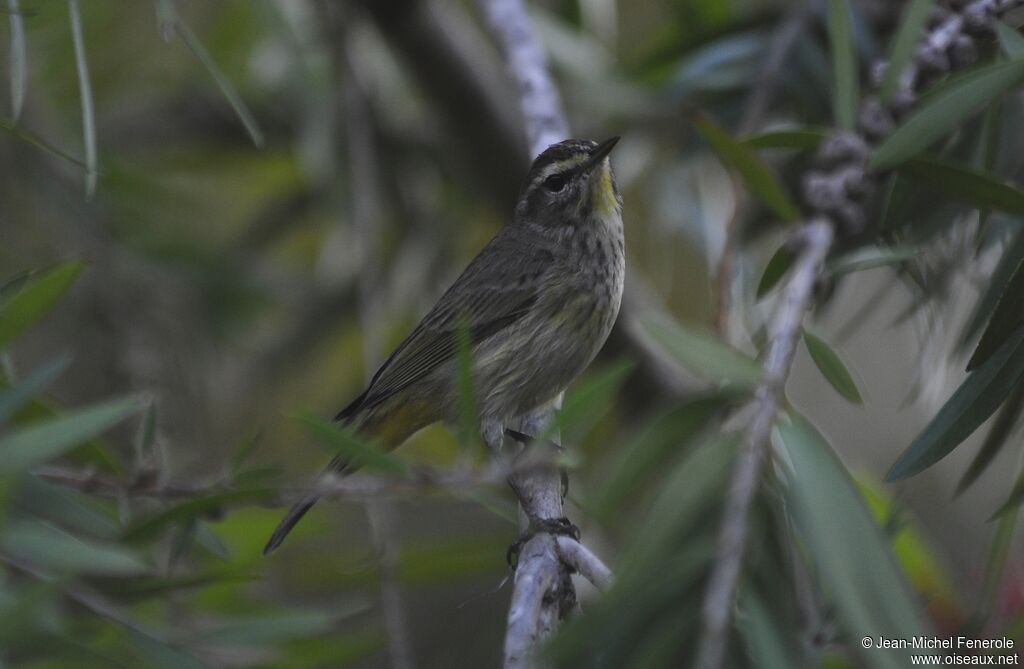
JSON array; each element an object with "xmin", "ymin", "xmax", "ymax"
[{"xmin": 543, "ymin": 174, "xmax": 566, "ymax": 192}]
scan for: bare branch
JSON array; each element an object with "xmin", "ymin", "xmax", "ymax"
[{"xmin": 555, "ymin": 536, "xmax": 613, "ymax": 592}]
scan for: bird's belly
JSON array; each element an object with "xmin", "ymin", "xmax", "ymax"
[{"xmin": 469, "ymin": 285, "xmax": 622, "ymax": 422}]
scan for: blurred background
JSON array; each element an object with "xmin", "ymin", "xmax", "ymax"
[{"xmin": 2, "ymin": 0, "xmax": 1023, "ymax": 667}]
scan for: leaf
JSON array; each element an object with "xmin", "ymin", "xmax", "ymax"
[
  {"xmin": 122, "ymin": 489, "xmax": 271, "ymax": 542},
  {"xmin": 2, "ymin": 521, "xmax": 147, "ymax": 575},
  {"xmin": 742, "ymin": 128, "xmax": 826, "ymax": 151},
  {"xmin": 956, "ymin": 382, "xmax": 1024, "ymax": 496},
  {"xmin": 887, "ymin": 325, "xmax": 1024, "ymax": 481},
  {"xmin": 455, "ymin": 319, "xmax": 479, "ymax": 452},
  {"xmin": 757, "ymin": 244, "xmax": 795, "ymax": 297},
  {"xmin": 68, "ymin": 0, "xmax": 97, "ymax": 198},
  {"xmin": 0, "ymin": 119, "xmax": 90, "ymax": 170},
  {"xmin": 995, "ymin": 21, "xmax": 1024, "ymax": 59},
  {"xmin": 992, "ymin": 469, "xmax": 1024, "ymax": 519},
  {"xmin": 8, "ymin": 0, "xmax": 26, "ymax": 120},
  {"xmin": 802, "ymin": 330, "xmax": 863, "ymax": 404},
  {"xmin": 879, "ymin": 0, "xmax": 935, "ymax": 103},
  {"xmin": 0, "ymin": 262, "xmax": 85, "ymax": 349},
  {"xmin": 899, "ymin": 157, "xmax": 1024, "ymax": 216},
  {"xmin": 174, "ymin": 21, "xmax": 265, "ymax": 148},
  {"xmin": 0, "ymin": 355, "xmax": 71, "ymax": 424},
  {"xmin": 968, "ymin": 250, "xmax": 1024, "ymax": 370},
  {"xmin": 871, "ymin": 58, "xmax": 1024, "ymax": 170},
  {"xmin": 690, "ymin": 113, "xmax": 799, "ymax": 222},
  {"xmin": 826, "ymin": 245, "xmax": 919, "ymax": 276},
  {"xmin": 739, "ymin": 592, "xmax": 803, "ymax": 669},
  {"xmin": 827, "ymin": 0, "xmax": 859, "ymax": 129},
  {"xmin": 961, "ymin": 230, "xmax": 1024, "ymax": 353},
  {"xmin": 201, "ymin": 608, "xmax": 363, "ymax": 646},
  {"xmin": 296, "ymin": 413, "xmax": 407, "ymax": 474},
  {"xmin": 778, "ymin": 414, "xmax": 929, "ymax": 669},
  {"xmin": 640, "ymin": 314, "xmax": 763, "ymax": 387},
  {"xmin": 0, "ymin": 396, "xmax": 141, "ymax": 473},
  {"xmin": 593, "ymin": 395, "xmax": 728, "ymax": 519},
  {"xmin": 550, "ymin": 361, "xmax": 633, "ymax": 445},
  {"xmin": 126, "ymin": 628, "xmax": 207, "ymax": 669}
]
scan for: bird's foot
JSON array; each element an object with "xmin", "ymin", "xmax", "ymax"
[{"xmin": 506, "ymin": 516, "xmax": 580, "ymax": 569}]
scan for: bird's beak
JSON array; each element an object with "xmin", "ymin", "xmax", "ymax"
[{"xmin": 585, "ymin": 136, "xmax": 620, "ymax": 172}]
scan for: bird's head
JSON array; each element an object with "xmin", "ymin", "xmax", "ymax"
[{"xmin": 514, "ymin": 137, "xmax": 621, "ymax": 227}]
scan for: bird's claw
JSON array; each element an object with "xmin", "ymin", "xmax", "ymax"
[{"xmin": 506, "ymin": 517, "xmax": 581, "ymax": 569}]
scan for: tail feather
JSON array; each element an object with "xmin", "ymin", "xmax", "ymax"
[{"xmin": 263, "ymin": 494, "xmax": 319, "ymax": 555}]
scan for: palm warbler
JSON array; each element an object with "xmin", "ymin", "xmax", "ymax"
[{"xmin": 264, "ymin": 137, "xmax": 624, "ymax": 554}]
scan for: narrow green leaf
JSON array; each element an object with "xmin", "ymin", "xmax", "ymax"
[
  {"xmin": 739, "ymin": 592, "xmax": 802, "ymax": 669},
  {"xmin": 0, "ymin": 396, "xmax": 141, "ymax": 473},
  {"xmin": 741, "ymin": 128, "xmax": 827, "ymax": 151},
  {"xmin": 296, "ymin": 413, "xmax": 407, "ymax": 474},
  {"xmin": 691, "ymin": 113, "xmax": 799, "ymax": 222},
  {"xmin": 0, "ymin": 355, "xmax": 71, "ymax": 424},
  {"xmin": 995, "ymin": 21, "xmax": 1024, "ymax": 59},
  {"xmin": 757, "ymin": 244, "xmax": 795, "ymax": 298},
  {"xmin": 899, "ymin": 158, "xmax": 1024, "ymax": 216},
  {"xmin": 968, "ymin": 251, "xmax": 1024, "ymax": 371},
  {"xmin": 8, "ymin": 0, "xmax": 26, "ymax": 120},
  {"xmin": 0, "ymin": 262, "xmax": 85, "ymax": 349},
  {"xmin": 0, "ymin": 118, "xmax": 91, "ymax": 170},
  {"xmin": 126, "ymin": 628, "xmax": 207, "ymax": 669},
  {"xmin": 991, "ymin": 469, "xmax": 1024, "ymax": 519},
  {"xmin": 68, "ymin": 0, "xmax": 97, "ymax": 198},
  {"xmin": 802, "ymin": 330, "xmax": 863, "ymax": 404},
  {"xmin": 455, "ymin": 319, "xmax": 479, "ymax": 452},
  {"xmin": 887, "ymin": 326, "xmax": 1024, "ymax": 481},
  {"xmin": 826, "ymin": 245, "xmax": 919, "ymax": 276},
  {"xmin": 123, "ymin": 489, "xmax": 271, "ymax": 542},
  {"xmin": 827, "ymin": 0, "xmax": 859, "ymax": 129},
  {"xmin": 548, "ymin": 361, "xmax": 632, "ymax": 446},
  {"xmin": 956, "ymin": 382, "xmax": 1024, "ymax": 496},
  {"xmin": 594, "ymin": 395, "xmax": 728, "ymax": 520},
  {"xmin": 973, "ymin": 506, "xmax": 1018, "ymax": 625},
  {"xmin": 201, "ymin": 608, "xmax": 363, "ymax": 646},
  {"xmin": 3, "ymin": 521, "xmax": 147, "ymax": 575},
  {"xmin": 778, "ymin": 413, "xmax": 930, "ymax": 669},
  {"xmin": 880, "ymin": 0, "xmax": 934, "ymax": 103},
  {"xmin": 640, "ymin": 315, "xmax": 762, "ymax": 387},
  {"xmin": 871, "ymin": 58, "xmax": 1024, "ymax": 170},
  {"xmin": 175, "ymin": 21, "xmax": 265, "ymax": 148},
  {"xmin": 133, "ymin": 400, "xmax": 157, "ymax": 463}
]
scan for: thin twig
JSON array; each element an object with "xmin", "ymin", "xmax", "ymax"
[
  {"xmin": 67, "ymin": 0, "xmax": 97, "ymax": 198},
  {"xmin": 8, "ymin": 0, "xmax": 26, "ymax": 120},
  {"xmin": 696, "ymin": 221, "xmax": 833, "ymax": 669},
  {"xmin": 555, "ymin": 536, "xmax": 613, "ymax": 591}
]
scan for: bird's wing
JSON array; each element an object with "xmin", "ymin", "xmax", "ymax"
[{"xmin": 336, "ymin": 234, "xmax": 552, "ymax": 421}]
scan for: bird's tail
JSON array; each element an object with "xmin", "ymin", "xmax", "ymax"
[{"xmin": 263, "ymin": 493, "xmax": 319, "ymax": 555}]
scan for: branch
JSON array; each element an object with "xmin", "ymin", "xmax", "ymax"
[
  {"xmin": 696, "ymin": 2, "xmax": 1024, "ymax": 668},
  {"xmin": 555, "ymin": 535, "xmax": 613, "ymax": 592}
]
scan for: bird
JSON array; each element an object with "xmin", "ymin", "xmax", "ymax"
[{"xmin": 263, "ymin": 137, "xmax": 624, "ymax": 555}]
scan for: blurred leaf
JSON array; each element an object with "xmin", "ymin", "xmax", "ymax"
[
  {"xmin": 3, "ymin": 521, "xmax": 147, "ymax": 575},
  {"xmin": 742, "ymin": 128, "xmax": 826, "ymax": 151},
  {"xmin": 739, "ymin": 592, "xmax": 802, "ymax": 669},
  {"xmin": 968, "ymin": 248, "xmax": 1024, "ymax": 370},
  {"xmin": 899, "ymin": 158, "xmax": 1024, "ymax": 216},
  {"xmin": 0, "ymin": 396, "xmax": 141, "ymax": 473},
  {"xmin": 826, "ymin": 246, "xmax": 919, "ymax": 276},
  {"xmin": 871, "ymin": 58, "xmax": 1024, "ymax": 170},
  {"xmin": 641, "ymin": 315, "xmax": 762, "ymax": 387},
  {"xmin": 671, "ymin": 30, "xmax": 769, "ymax": 94},
  {"xmin": 778, "ymin": 414, "xmax": 929, "ymax": 669},
  {"xmin": 550, "ymin": 361, "xmax": 632, "ymax": 445},
  {"xmin": 0, "ymin": 355, "xmax": 71, "ymax": 424},
  {"xmin": 992, "ymin": 467, "xmax": 1024, "ymax": 519},
  {"xmin": 194, "ymin": 521, "xmax": 231, "ymax": 560},
  {"xmin": 126, "ymin": 628, "xmax": 206, "ymax": 669},
  {"xmin": 133, "ymin": 400, "xmax": 157, "ymax": 464},
  {"xmin": 887, "ymin": 325, "xmax": 1024, "ymax": 481},
  {"xmin": 7, "ymin": 0, "xmax": 25, "ymax": 120},
  {"xmin": 0, "ymin": 262, "xmax": 85, "ymax": 350},
  {"xmin": 956, "ymin": 382, "xmax": 1024, "ymax": 495},
  {"xmin": 960, "ymin": 229, "xmax": 1024, "ymax": 352},
  {"xmin": 996, "ymin": 21, "xmax": 1024, "ymax": 59},
  {"xmin": 757, "ymin": 244, "xmax": 795, "ymax": 298},
  {"xmin": 230, "ymin": 431, "xmax": 263, "ymax": 474},
  {"xmin": 827, "ymin": 0, "xmax": 859, "ymax": 129},
  {"xmin": 879, "ymin": 0, "xmax": 934, "ymax": 103},
  {"xmin": 19, "ymin": 477, "xmax": 120, "ymax": 540},
  {"xmin": 974, "ymin": 504, "xmax": 1018, "ymax": 624},
  {"xmin": 296, "ymin": 413, "xmax": 407, "ymax": 474},
  {"xmin": 802, "ymin": 331, "xmax": 863, "ymax": 404},
  {"xmin": 68, "ymin": 0, "xmax": 97, "ymax": 198},
  {"xmin": 691, "ymin": 113, "xmax": 799, "ymax": 222},
  {"xmin": 455, "ymin": 319, "xmax": 479, "ymax": 452},
  {"xmin": 593, "ymin": 395, "xmax": 728, "ymax": 519},
  {"xmin": 174, "ymin": 21, "xmax": 265, "ymax": 148},
  {"xmin": 123, "ymin": 489, "xmax": 271, "ymax": 543}
]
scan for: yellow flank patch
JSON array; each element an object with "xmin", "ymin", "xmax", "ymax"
[{"xmin": 366, "ymin": 397, "xmax": 438, "ymax": 450}]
